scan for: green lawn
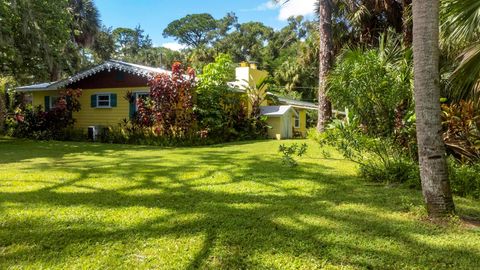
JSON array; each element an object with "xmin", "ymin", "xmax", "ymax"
[{"xmin": 0, "ymin": 137, "xmax": 479, "ymax": 269}]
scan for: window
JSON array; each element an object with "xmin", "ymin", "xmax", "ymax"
[
  {"xmin": 50, "ymin": 96, "xmax": 60, "ymax": 109},
  {"xmin": 91, "ymin": 93, "xmax": 117, "ymax": 108},
  {"xmin": 96, "ymin": 94, "xmax": 111, "ymax": 108},
  {"xmin": 294, "ymin": 115, "xmax": 300, "ymax": 128},
  {"xmin": 135, "ymin": 92, "xmax": 149, "ymax": 110}
]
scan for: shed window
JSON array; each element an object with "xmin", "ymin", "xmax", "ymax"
[
  {"xmin": 294, "ymin": 115, "xmax": 300, "ymax": 128},
  {"xmin": 97, "ymin": 94, "xmax": 111, "ymax": 108}
]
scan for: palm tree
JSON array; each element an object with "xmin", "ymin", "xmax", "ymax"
[
  {"xmin": 412, "ymin": 0, "xmax": 455, "ymax": 217},
  {"xmin": 68, "ymin": 0, "xmax": 100, "ymax": 48},
  {"xmin": 316, "ymin": 0, "xmax": 333, "ymax": 131},
  {"xmin": 275, "ymin": 0, "xmax": 333, "ymax": 131}
]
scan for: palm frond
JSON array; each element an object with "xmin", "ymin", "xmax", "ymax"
[
  {"xmin": 449, "ymin": 42, "xmax": 480, "ymax": 104},
  {"xmin": 441, "ymin": 0, "xmax": 480, "ymax": 53}
]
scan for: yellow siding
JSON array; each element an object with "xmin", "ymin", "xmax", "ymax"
[
  {"xmin": 266, "ymin": 117, "xmax": 283, "ymax": 140},
  {"xmin": 32, "ymin": 91, "xmax": 61, "ymax": 108},
  {"xmin": 292, "ymin": 109, "xmax": 307, "ymax": 137},
  {"xmin": 31, "ymin": 87, "xmax": 149, "ymax": 129},
  {"xmin": 74, "ymin": 88, "xmax": 148, "ymax": 129}
]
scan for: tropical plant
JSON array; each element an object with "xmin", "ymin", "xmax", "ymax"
[
  {"xmin": 441, "ymin": 100, "xmax": 480, "ymax": 162},
  {"xmin": 245, "ymin": 79, "xmax": 268, "ymax": 120},
  {"xmin": 9, "ymin": 89, "xmax": 82, "ymax": 140},
  {"xmin": 140, "ymin": 62, "xmax": 196, "ymax": 137},
  {"xmin": 68, "ymin": 0, "xmax": 100, "ymax": 48},
  {"xmin": 412, "ymin": 0, "xmax": 455, "ymax": 217},
  {"xmin": 312, "ymin": 120, "xmax": 420, "ymax": 186},
  {"xmin": 440, "ymin": 0, "xmax": 480, "ymax": 104},
  {"xmin": 327, "ymin": 39, "xmax": 412, "ymax": 136}
]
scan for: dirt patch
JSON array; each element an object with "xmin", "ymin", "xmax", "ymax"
[{"xmin": 461, "ymin": 216, "xmax": 480, "ymax": 229}]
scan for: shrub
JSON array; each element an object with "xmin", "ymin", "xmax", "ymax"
[
  {"xmin": 278, "ymin": 143, "xmax": 308, "ymax": 167},
  {"xmin": 8, "ymin": 89, "xmax": 82, "ymax": 140},
  {"xmin": 196, "ymin": 54, "xmax": 268, "ymax": 141},
  {"xmin": 143, "ymin": 62, "xmax": 196, "ymax": 137},
  {"xmin": 312, "ymin": 120, "xmax": 420, "ymax": 187},
  {"xmin": 328, "ymin": 42, "xmax": 412, "ymax": 136},
  {"xmin": 442, "ymin": 100, "xmax": 480, "ymax": 162},
  {"xmin": 448, "ymin": 159, "xmax": 480, "ymax": 199},
  {"xmin": 97, "ymin": 120, "xmax": 213, "ymax": 147}
]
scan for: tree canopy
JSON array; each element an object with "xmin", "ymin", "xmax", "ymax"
[{"xmin": 163, "ymin": 13, "xmax": 218, "ymax": 48}]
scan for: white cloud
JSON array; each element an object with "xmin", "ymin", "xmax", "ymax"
[
  {"xmin": 239, "ymin": 1, "xmax": 276, "ymax": 12},
  {"xmin": 277, "ymin": 0, "xmax": 316, "ymax": 20},
  {"xmin": 161, "ymin": 42, "xmax": 186, "ymax": 51},
  {"xmin": 257, "ymin": 1, "xmax": 277, "ymax": 11}
]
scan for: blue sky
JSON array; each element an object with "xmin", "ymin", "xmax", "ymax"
[{"xmin": 95, "ymin": 0, "xmax": 316, "ymax": 50}]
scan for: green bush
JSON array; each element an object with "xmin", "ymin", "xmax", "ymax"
[
  {"xmin": 312, "ymin": 121, "xmax": 480, "ymax": 198},
  {"xmin": 310, "ymin": 121, "xmax": 420, "ymax": 187},
  {"xmin": 327, "ymin": 39, "xmax": 413, "ymax": 136},
  {"xmin": 359, "ymin": 157, "xmax": 420, "ymax": 188},
  {"xmin": 278, "ymin": 143, "xmax": 308, "ymax": 167},
  {"xmin": 448, "ymin": 159, "xmax": 480, "ymax": 199}
]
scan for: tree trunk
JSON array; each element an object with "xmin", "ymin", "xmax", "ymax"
[
  {"xmin": 402, "ymin": 0, "xmax": 413, "ymax": 46},
  {"xmin": 412, "ymin": 0, "xmax": 455, "ymax": 218},
  {"xmin": 0, "ymin": 89, "xmax": 5, "ymax": 134},
  {"xmin": 317, "ymin": 0, "xmax": 333, "ymax": 132}
]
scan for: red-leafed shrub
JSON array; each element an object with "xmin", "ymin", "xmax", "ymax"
[
  {"xmin": 138, "ymin": 62, "xmax": 196, "ymax": 138},
  {"xmin": 9, "ymin": 89, "xmax": 82, "ymax": 140}
]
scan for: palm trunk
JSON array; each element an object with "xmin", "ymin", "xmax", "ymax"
[
  {"xmin": 402, "ymin": 0, "xmax": 413, "ymax": 46},
  {"xmin": 317, "ymin": 0, "xmax": 333, "ymax": 132},
  {"xmin": 412, "ymin": 0, "xmax": 455, "ymax": 218}
]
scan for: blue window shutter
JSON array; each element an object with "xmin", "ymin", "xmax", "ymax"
[
  {"xmin": 110, "ymin": 93, "xmax": 117, "ymax": 107},
  {"xmin": 44, "ymin": 96, "xmax": 50, "ymax": 111},
  {"xmin": 129, "ymin": 100, "xmax": 135, "ymax": 119},
  {"xmin": 91, "ymin": 95, "xmax": 97, "ymax": 108}
]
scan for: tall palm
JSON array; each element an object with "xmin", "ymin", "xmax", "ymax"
[
  {"xmin": 68, "ymin": 0, "xmax": 100, "ymax": 48},
  {"xmin": 274, "ymin": 0, "xmax": 333, "ymax": 131},
  {"xmin": 316, "ymin": 0, "xmax": 333, "ymax": 131},
  {"xmin": 412, "ymin": 0, "xmax": 455, "ymax": 217}
]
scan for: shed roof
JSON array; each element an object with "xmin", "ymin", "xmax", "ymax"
[
  {"xmin": 15, "ymin": 60, "xmax": 170, "ymax": 92},
  {"xmin": 260, "ymin": 105, "xmax": 298, "ymax": 117}
]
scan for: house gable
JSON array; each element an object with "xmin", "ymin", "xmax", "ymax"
[{"xmin": 67, "ymin": 70, "xmax": 149, "ymax": 89}]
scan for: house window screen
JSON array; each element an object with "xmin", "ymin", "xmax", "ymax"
[{"xmin": 97, "ymin": 94, "xmax": 111, "ymax": 107}]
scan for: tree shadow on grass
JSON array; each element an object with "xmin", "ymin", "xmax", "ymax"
[{"xmin": 1, "ymin": 140, "xmax": 480, "ymax": 269}]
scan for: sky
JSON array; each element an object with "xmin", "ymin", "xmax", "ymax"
[{"xmin": 95, "ymin": 0, "xmax": 316, "ymax": 51}]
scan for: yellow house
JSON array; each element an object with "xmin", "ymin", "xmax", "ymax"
[
  {"xmin": 16, "ymin": 60, "xmax": 315, "ymax": 140},
  {"xmin": 16, "ymin": 61, "xmax": 166, "ymax": 136}
]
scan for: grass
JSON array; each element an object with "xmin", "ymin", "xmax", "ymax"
[{"xmin": 0, "ymin": 137, "xmax": 479, "ymax": 269}]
